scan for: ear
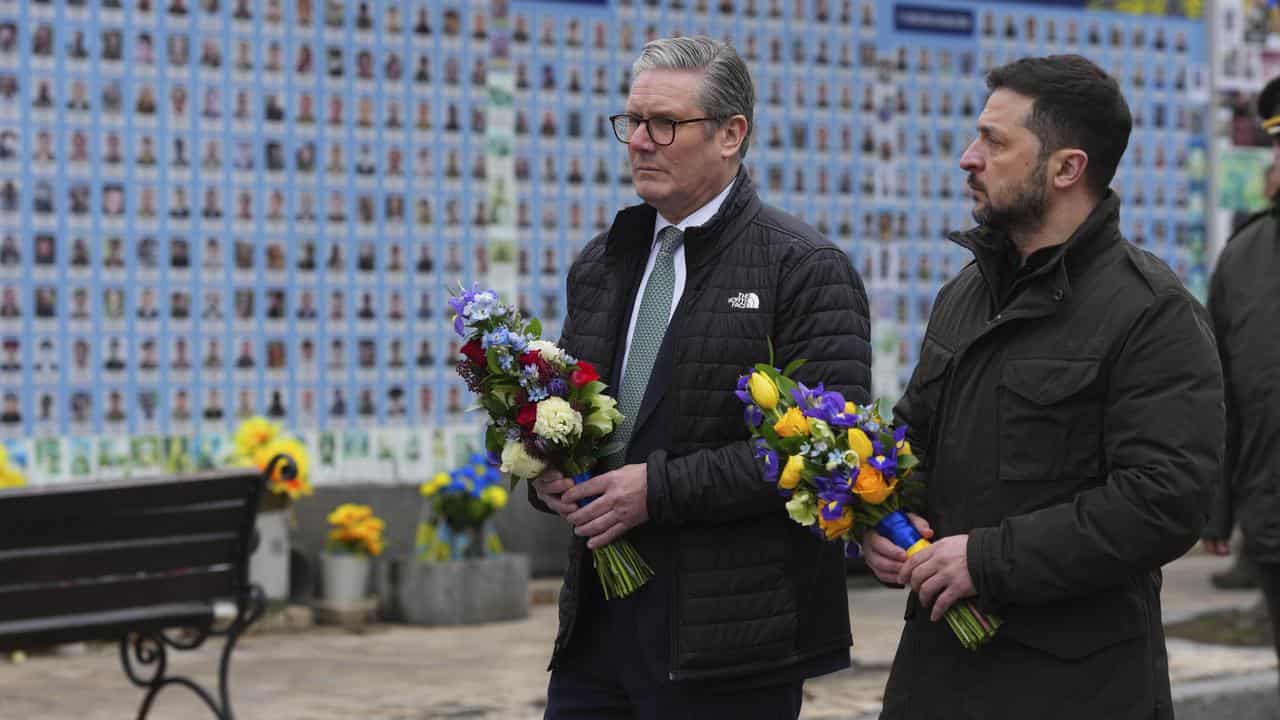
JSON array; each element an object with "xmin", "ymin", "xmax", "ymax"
[
  {"xmin": 719, "ymin": 115, "xmax": 750, "ymax": 159},
  {"xmin": 1051, "ymin": 149, "xmax": 1089, "ymax": 190}
]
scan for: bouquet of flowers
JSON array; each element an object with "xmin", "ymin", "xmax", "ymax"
[
  {"xmin": 416, "ymin": 453, "xmax": 510, "ymax": 561},
  {"xmin": 228, "ymin": 415, "xmax": 313, "ymax": 507},
  {"xmin": 738, "ymin": 358, "xmax": 1001, "ymax": 651},
  {"xmin": 326, "ymin": 503, "xmax": 386, "ymax": 557},
  {"xmin": 449, "ymin": 284, "xmax": 653, "ymax": 599}
]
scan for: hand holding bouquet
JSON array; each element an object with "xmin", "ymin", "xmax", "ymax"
[
  {"xmin": 739, "ymin": 358, "xmax": 1001, "ymax": 650},
  {"xmin": 449, "ymin": 285, "xmax": 653, "ymax": 599}
]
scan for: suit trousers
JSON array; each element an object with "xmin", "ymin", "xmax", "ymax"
[{"xmin": 544, "ymin": 580, "xmax": 804, "ymax": 720}]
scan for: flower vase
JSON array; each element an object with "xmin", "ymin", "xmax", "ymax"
[
  {"xmin": 250, "ymin": 507, "xmax": 291, "ymax": 601},
  {"xmin": 321, "ymin": 552, "xmax": 372, "ymax": 606}
]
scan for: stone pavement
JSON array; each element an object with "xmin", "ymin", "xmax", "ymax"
[{"xmin": 0, "ymin": 552, "xmax": 1273, "ymax": 720}]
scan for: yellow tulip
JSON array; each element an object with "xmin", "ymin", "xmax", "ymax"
[
  {"xmin": 779, "ymin": 455, "xmax": 805, "ymax": 490},
  {"xmin": 818, "ymin": 505, "xmax": 854, "ymax": 540},
  {"xmin": 773, "ymin": 407, "xmax": 811, "ymax": 438},
  {"xmin": 853, "ymin": 464, "xmax": 894, "ymax": 505},
  {"xmin": 846, "ymin": 428, "xmax": 873, "ymax": 464},
  {"xmin": 748, "ymin": 372, "xmax": 780, "ymax": 411},
  {"xmin": 843, "ymin": 401, "xmax": 860, "ymax": 416}
]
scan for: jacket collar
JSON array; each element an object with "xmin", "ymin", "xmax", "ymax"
[
  {"xmin": 604, "ymin": 166, "xmax": 761, "ymax": 270},
  {"xmin": 948, "ymin": 191, "xmax": 1122, "ymax": 312}
]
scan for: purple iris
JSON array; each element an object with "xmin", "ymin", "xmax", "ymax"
[
  {"xmin": 814, "ymin": 472, "xmax": 854, "ymax": 521},
  {"xmin": 753, "ymin": 438, "xmax": 780, "ymax": 483},
  {"xmin": 744, "ymin": 404, "xmax": 764, "ymax": 428},
  {"xmin": 447, "ymin": 286, "xmax": 477, "ymax": 336},
  {"xmin": 547, "ymin": 378, "xmax": 570, "ymax": 398},
  {"xmin": 894, "ymin": 425, "xmax": 910, "ymax": 445},
  {"xmin": 868, "ymin": 452, "xmax": 897, "ymax": 477},
  {"xmin": 735, "ymin": 374, "xmax": 752, "ymax": 405}
]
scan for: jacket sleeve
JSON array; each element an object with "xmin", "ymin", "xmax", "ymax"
[
  {"xmin": 646, "ymin": 246, "xmax": 872, "ymax": 526},
  {"xmin": 1202, "ymin": 254, "xmax": 1236, "ymax": 539},
  {"xmin": 968, "ymin": 291, "xmax": 1224, "ymax": 609}
]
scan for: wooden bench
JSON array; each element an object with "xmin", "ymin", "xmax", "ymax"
[{"xmin": 0, "ymin": 456, "xmax": 292, "ymax": 720}]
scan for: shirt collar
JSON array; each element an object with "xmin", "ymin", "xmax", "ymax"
[{"xmin": 652, "ymin": 176, "xmax": 738, "ymax": 247}]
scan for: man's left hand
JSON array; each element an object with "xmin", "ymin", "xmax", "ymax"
[
  {"xmin": 562, "ymin": 463, "xmax": 649, "ymax": 550},
  {"xmin": 898, "ymin": 534, "xmax": 976, "ymax": 622}
]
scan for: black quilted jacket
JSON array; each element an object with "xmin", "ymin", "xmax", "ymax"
[{"xmin": 540, "ymin": 169, "xmax": 872, "ymax": 682}]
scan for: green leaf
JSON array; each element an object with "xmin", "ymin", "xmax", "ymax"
[
  {"xmin": 526, "ymin": 318, "xmax": 543, "ymax": 339},
  {"xmin": 485, "ymin": 346, "xmax": 503, "ymax": 374},
  {"xmin": 898, "ymin": 454, "xmax": 919, "ymax": 472},
  {"xmin": 479, "ymin": 395, "xmax": 508, "ymax": 418},
  {"xmin": 782, "ymin": 357, "xmax": 808, "ymax": 377},
  {"xmin": 767, "ymin": 336, "xmax": 776, "ymax": 366},
  {"xmin": 597, "ymin": 440, "xmax": 625, "ymax": 458},
  {"xmin": 580, "ymin": 380, "xmax": 606, "ymax": 397}
]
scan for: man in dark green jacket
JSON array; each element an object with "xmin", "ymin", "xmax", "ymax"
[
  {"xmin": 862, "ymin": 55, "xmax": 1224, "ymax": 719},
  {"xmin": 1203, "ymin": 74, "xmax": 1280, "ymax": 672}
]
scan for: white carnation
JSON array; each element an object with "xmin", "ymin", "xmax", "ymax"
[
  {"xmin": 526, "ymin": 340, "xmax": 568, "ymax": 367},
  {"xmin": 500, "ymin": 440, "xmax": 547, "ymax": 481},
  {"xmin": 532, "ymin": 396, "xmax": 583, "ymax": 445}
]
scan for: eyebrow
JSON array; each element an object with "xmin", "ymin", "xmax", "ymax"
[{"xmin": 977, "ymin": 124, "xmax": 1005, "ymax": 142}]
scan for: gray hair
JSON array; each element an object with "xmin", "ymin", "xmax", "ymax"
[{"xmin": 631, "ymin": 36, "xmax": 755, "ymax": 159}]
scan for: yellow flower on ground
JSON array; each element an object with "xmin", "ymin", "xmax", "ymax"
[
  {"xmin": 481, "ymin": 485, "xmax": 509, "ymax": 510},
  {"xmin": 818, "ymin": 505, "xmax": 854, "ymax": 540},
  {"xmin": 748, "ymin": 372, "xmax": 780, "ymax": 411},
  {"xmin": 846, "ymin": 428, "xmax": 873, "ymax": 463},
  {"xmin": 0, "ymin": 466, "xmax": 24, "ymax": 489},
  {"xmin": 420, "ymin": 472, "xmax": 450, "ymax": 497},
  {"xmin": 327, "ymin": 503, "xmax": 373, "ymax": 527},
  {"xmin": 852, "ymin": 464, "xmax": 895, "ymax": 505},
  {"xmin": 252, "ymin": 436, "xmax": 312, "ymax": 500},
  {"xmin": 779, "ymin": 454, "xmax": 805, "ymax": 490},
  {"xmin": 773, "ymin": 407, "xmax": 811, "ymax": 438},
  {"xmin": 235, "ymin": 416, "xmax": 280, "ymax": 457}
]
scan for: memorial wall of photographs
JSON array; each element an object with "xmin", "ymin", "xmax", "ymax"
[{"xmin": 0, "ymin": 0, "xmax": 1210, "ymax": 485}]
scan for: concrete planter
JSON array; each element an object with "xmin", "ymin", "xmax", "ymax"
[
  {"xmin": 321, "ymin": 552, "xmax": 372, "ymax": 605},
  {"xmin": 393, "ymin": 553, "xmax": 530, "ymax": 626}
]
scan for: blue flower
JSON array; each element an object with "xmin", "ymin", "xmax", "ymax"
[
  {"xmin": 527, "ymin": 385, "xmax": 549, "ymax": 402},
  {"xmin": 735, "ymin": 375, "xmax": 752, "ymax": 405},
  {"xmin": 481, "ymin": 327, "xmax": 511, "ymax": 350},
  {"xmin": 753, "ymin": 438, "xmax": 780, "ymax": 483},
  {"xmin": 547, "ymin": 378, "xmax": 569, "ymax": 398},
  {"xmin": 744, "ymin": 404, "xmax": 764, "ymax": 428}
]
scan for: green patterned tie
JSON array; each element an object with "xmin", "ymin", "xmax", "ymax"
[{"xmin": 605, "ymin": 225, "xmax": 683, "ymax": 469}]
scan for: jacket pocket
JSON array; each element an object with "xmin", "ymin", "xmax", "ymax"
[
  {"xmin": 1000, "ymin": 580, "xmax": 1147, "ymax": 660},
  {"xmin": 998, "ymin": 357, "xmax": 1102, "ymax": 483}
]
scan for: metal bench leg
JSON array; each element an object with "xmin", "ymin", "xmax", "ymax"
[{"xmin": 121, "ymin": 587, "xmax": 266, "ymax": 720}]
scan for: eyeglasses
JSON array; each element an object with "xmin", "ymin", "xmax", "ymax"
[{"xmin": 609, "ymin": 113, "xmax": 719, "ymax": 146}]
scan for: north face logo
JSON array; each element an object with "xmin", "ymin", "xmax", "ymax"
[{"xmin": 727, "ymin": 292, "xmax": 760, "ymax": 310}]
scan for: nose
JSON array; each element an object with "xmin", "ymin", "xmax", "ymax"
[
  {"xmin": 959, "ymin": 138, "xmax": 983, "ymax": 174},
  {"xmin": 628, "ymin": 120, "xmax": 657, "ymax": 153}
]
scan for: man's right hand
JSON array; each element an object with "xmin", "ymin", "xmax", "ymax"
[
  {"xmin": 1201, "ymin": 538, "xmax": 1231, "ymax": 556},
  {"xmin": 532, "ymin": 469, "xmax": 578, "ymax": 520},
  {"xmin": 862, "ymin": 512, "xmax": 934, "ymax": 586}
]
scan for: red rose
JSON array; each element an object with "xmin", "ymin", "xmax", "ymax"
[
  {"xmin": 570, "ymin": 361, "xmax": 600, "ymax": 387},
  {"xmin": 460, "ymin": 339, "xmax": 487, "ymax": 368},
  {"xmin": 516, "ymin": 403, "xmax": 538, "ymax": 430},
  {"xmin": 519, "ymin": 350, "xmax": 552, "ymax": 380}
]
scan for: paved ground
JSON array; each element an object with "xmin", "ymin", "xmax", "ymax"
[{"xmin": 0, "ymin": 552, "xmax": 1273, "ymax": 719}]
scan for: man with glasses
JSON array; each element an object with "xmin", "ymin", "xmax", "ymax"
[{"xmin": 528, "ymin": 36, "xmax": 871, "ymax": 719}]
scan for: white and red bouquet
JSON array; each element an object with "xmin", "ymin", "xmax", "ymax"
[{"xmin": 449, "ymin": 285, "xmax": 653, "ymax": 599}]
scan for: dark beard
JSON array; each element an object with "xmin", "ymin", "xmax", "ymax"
[{"xmin": 972, "ymin": 158, "xmax": 1048, "ymax": 234}]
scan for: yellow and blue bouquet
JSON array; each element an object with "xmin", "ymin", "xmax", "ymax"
[
  {"xmin": 415, "ymin": 453, "xmax": 509, "ymax": 561},
  {"xmin": 449, "ymin": 285, "xmax": 652, "ymax": 599},
  {"xmin": 738, "ymin": 358, "xmax": 1001, "ymax": 651}
]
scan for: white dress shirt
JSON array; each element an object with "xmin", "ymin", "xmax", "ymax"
[{"xmin": 620, "ymin": 177, "xmax": 737, "ymax": 385}]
